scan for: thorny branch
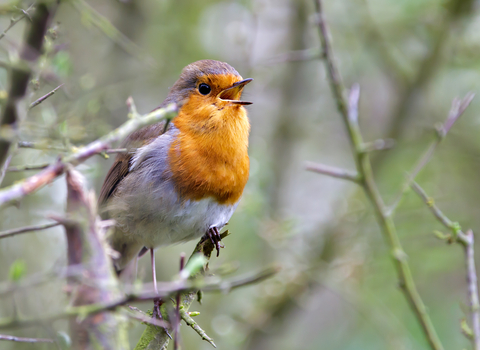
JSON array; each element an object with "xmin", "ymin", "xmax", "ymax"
[{"xmin": 311, "ymin": 1, "xmax": 444, "ymax": 349}]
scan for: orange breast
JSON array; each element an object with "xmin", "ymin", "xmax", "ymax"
[{"xmin": 168, "ymin": 96, "xmax": 250, "ymax": 205}]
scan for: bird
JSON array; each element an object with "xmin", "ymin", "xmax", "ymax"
[{"xmin": 98, "ymin": 60, "xmax": 252, "ymax": 295}]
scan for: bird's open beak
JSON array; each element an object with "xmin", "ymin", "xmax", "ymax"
[{"xmin": 218, "ymin": 78, "xmax": 253, "ymax": 105}]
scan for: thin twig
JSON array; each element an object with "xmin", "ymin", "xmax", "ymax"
[
  {"xmin": 0, "ymin": 102, "xmax": 178, "ymax": 207},
  {"xmin": 28, "ymin": 83, "xmax": 64, "ymax": 109},
  {"xmin": 410, "ymin": 181, "xmax": 480, "ymax": 349},
  {"xmin": 464, "ymin": 230, "xmax": 480, "ymax": 350},
  {"xmin": 312, "ymin": 1, "xmax": 444, "ymax": 349},
  {"xmin": 0, "ymin": 154, "xmax": 12, "ymax": 185},
  {"xmin": 389, "ymin": 93, "xmax": 475, "ymax": 214},
  {"xmin": 410, "ymin": 182, "xmax": 458, "ymax": 234},
  {"xmin": 305, "ymin": 161, "xmax": 360, "ymax": 183},
  {"xmin": 17, "ymin": 141, "xmax": 127, "ymax": 155},
  {"xmin": 7, "ymin": 163, "xmax": 50, "ymax": 172},
  {"xmin": 179, "ymin": 308, "xmax": 216, "ymax": 348},
  {"xmin": 0, "ymin": 221, "xmax": 60, "ymax": 239},
  {"xmin": 0, "ymin": 3, "xmax": 35, "ymax": 41},
  {"xmin": 0, "ymin": 334, "xmax": 53, "ymax": 343}
]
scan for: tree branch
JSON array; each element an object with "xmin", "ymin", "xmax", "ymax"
[
  {"xmin": 0, "ymin": 102, "xmax": 178, "ymax": 208},
  {"xmin": 312, "ymin": 1, "xmax": 444, "ymax": 349}
]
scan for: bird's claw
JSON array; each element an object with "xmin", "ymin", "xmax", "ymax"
[{"xmin": 207, "ymin": 227, "xmax": 224, "ymax": 257}]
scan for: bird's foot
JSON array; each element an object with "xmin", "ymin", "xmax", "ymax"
[
  {"xmin": 152, "ymin": 297, "xmax": 164, "ymax": 320},
  {"xmin": 206, "ymin": 227, "xmax": 224, "ymax": 257},
  {"xmin": 152, "ymin": 297, "xmax": 172, "ymax": 338}
]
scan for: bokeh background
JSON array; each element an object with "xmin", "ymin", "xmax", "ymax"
[{"xmin": 1, "ymin": 0, "xmax": 480, "ymax": 349}]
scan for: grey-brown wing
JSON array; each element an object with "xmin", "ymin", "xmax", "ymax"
[
  {"xmin": 98, "ymin": 153, "xmax": 132, "ymax": 208},
  {"xmin": 98, "ymin": 120, "xmax": 169, "ymax": 209}
]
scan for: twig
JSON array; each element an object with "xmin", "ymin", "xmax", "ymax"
[
  {"xmin": 410, "ymin": 182, "xmax": 460, "ymax": 235},
  {"xmin": 28, "ymin": 83, "xmax": 64, "ymax": 109},
  {"xmin": 0, "ymin": 221, "xmax": 60, "ymax": 239},
  {"xmin": 0, "ymin": 102, "xmax": 178, "ymax": 208},
  {"xmin": 305, "ymin": 161, "xmax": 360, "ymax": 183},
  {"xmin": 389, "ymin": 93, "xmax": 475, "ymax": 214},
  {"xmin": 179, "ymin": 308, "xmax": 216, "ymax": 348},
  {"xmin": 0, "ymin": 154, "xmax": 12, "ymax": 185},
  {"xmin": 17, "ymin": 141, "xmax": 127, "ymax": 155},
  {"xmin": 410, "ymin": 181, "xmax": 480, "ymax": 349},
  {"xmin": 464, "ymin": 230, "xmax": 480, "ymax": 350},
  {"xmin": 0, "ymin": 334, "xmax": 53, "ymax": 343},
  {"xmin": 6, "ymin": 163, "xmax": 50, "ymax": 172},
  {"xmin": 312, "ymin": 1, "xmax": 444, "ymax": 349},
  {"xmin": 0, "ymin": 3, "xmax": 35, "ymax": 41}
]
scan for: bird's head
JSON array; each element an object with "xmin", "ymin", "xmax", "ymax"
[{"xmin": 164, "ymin": 60, "xmax": 252, "ymax": 128}]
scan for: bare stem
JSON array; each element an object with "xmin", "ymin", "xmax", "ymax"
[
  {"xmin": 305, "ymin": 161, "xmax": 360, "ymax": 183},
  {"xmin": 28, "ymin": 83, "xmax": 64, "ymax": 109},
  {"xmin": 0, "ymin": 222, "xmax": 60, "ymax": 239},
  {"xmin": 312, "ymin": 1, "xmax": 443, "ymax": 349},
  {"xmin": 0, "ymin": 334, "xmax": 53, "ymax": 343}
]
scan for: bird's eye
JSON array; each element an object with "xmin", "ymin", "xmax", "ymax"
[{"xmin": 198, "ymin": 83, "xmax": 211, "ymax": 95}]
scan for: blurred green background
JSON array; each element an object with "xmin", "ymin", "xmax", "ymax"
[{"xmin": 1, "ymin": 0, "xmax": 480, "ymax": 349}]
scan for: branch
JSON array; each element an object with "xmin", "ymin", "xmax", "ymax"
[
  {"xmin": 411, "ymin": 181, "xmax": 480, "ymax": 349},
  {"xmin": 389, "ymin": 93, "xmax": 475, "ymax": 213},
  {"xmin": 0, "ymin": 334, "xmax": 53, "ymax": 343},
  {"xmin": 305, "ymin": 161, "xmax": 360, "ymax": 183},
  {"xmin": 179, "ymin": 308, "xmax": 216, "ymax": 348},
  {"xmin": 0, "ymin": 3, "xmax": 34, "ymax": 41},
  {"xmin": 62, "ymin": 168, "xmax": 128, "ymax": 348},
  {"xmin": 0, "ymin": 264, "xmax": 277, "ymax": 330},
  {"xmin": 312, "ymin": 1, "xmax": 444, "ymax": 349},
  {"xmin": 0, "ymin": 102, "xmax": 178, "ymax": 208},
  {"xmin": 0, "ymin": 221, "xmax": 60, "ymax": 239},
  {"xmin": 0, "ymin": 2, "xmax": 58, "ymax": 170},
  {"xmin": 28, "ymin": 83, "xmax": 64, "ymax": 109}
]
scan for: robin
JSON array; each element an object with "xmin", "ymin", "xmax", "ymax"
[{"xmin": 98, "ymin": 60, "xmax": 252, "ymax": 293}]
